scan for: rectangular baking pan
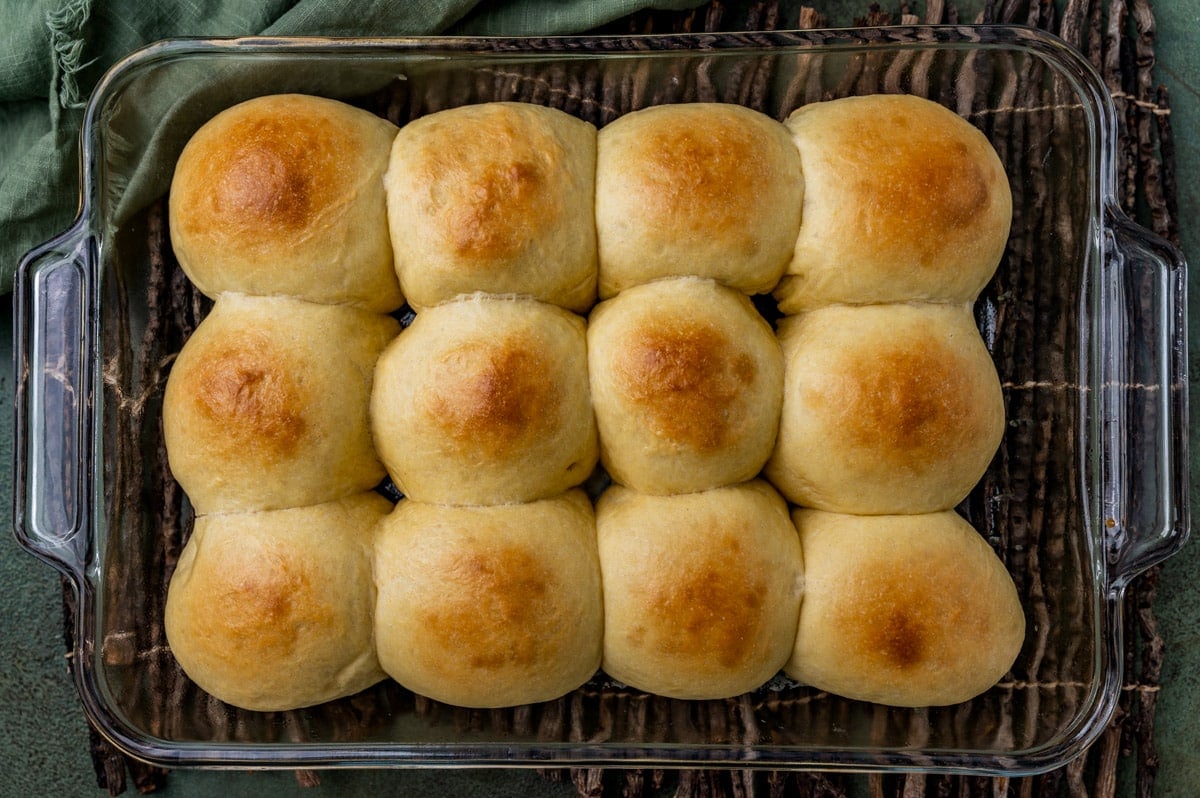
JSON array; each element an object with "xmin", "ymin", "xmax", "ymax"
[{"xmin": 12, "ymin": 25, "xmax": 1188, "ymax": 775}]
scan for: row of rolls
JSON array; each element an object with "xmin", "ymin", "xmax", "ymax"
[{"xmin": 162, "ymin": 90, "xmax": 1024, "ymax": 713}]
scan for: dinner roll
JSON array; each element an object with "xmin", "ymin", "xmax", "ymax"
[
  {"xmin": 385, "ymin": 102, "xmax": 597, "ymax": 312},
  {"xmin": 164, "ymin": 492, "xmax": 391, "ymax": 712},
  {"xmin": 169, "ymin": 93, "xmax": 404, "ymax": 312},
  {"xmin": 595, "ymin": 102, "xmax": 804, "ymax": 298},
  {"xmin": 596, "ymin": 481, "xmax": 803, "ymax": 700},
  {"xmin": 774, "ymin": 93, "xmax": 1011, "ymax": 313},
  {"xmin": 786, "ymin": 509, "xmax": 1024, "ymax": 707},
  {"xmin": 163, "ymin": 293, "xmax": 400, "ymax": 514},
  {"xmin": 764, "ymin": 303, "xmax": 1004, "ymax": 514},
  {"xmin": 588, "ymin": 277, "xmax": 783, "ymax": 494},
  {"xmin": 373, "ymin": 490, "xmax": 602, "ymax": 708},
  {"xmin": 370, "ymin": 294, "xmax": 597, "ymax": 505}
]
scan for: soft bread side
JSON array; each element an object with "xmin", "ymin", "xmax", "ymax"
[
  {"xmin": 596, "ymin": 481, "xmax": 804, "ymax": 700},
  {"xmin": 169, "ymin": 93, "xmax": 403, "ymax": 312},
  {"xmin": 162, "ymin": 293, "xmax": 399, "ymax": 515},
  {"xmin": 588, "ymin": 277, "xmax": 783, "ymax": 494},
  {"xmin": 373, "ymin": 490, "xmax": 602, "ymax": 708},
  {"xmin": 786, "ymin": 509, "xmax": 1025, "ymax": 707},
  {"xmin": 164, "ymin": 493, "xmax": 391, "ymax": 712},
  {"xmin": 774, "ymin": 93, "xmax": 1011, "ymax": 312}
]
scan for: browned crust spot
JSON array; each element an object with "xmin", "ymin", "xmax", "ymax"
[
  {"xmin": 807, "ymin": 339, "xmax": 982, "ymax": 468},
  {"xmin": 614, "ymin": 320, "xmax": 757, "ymax": 452},
  {"xmin": 420, "ymin": 544, "xmax": 557, "ymax": 671},
  {"xmin": 635, "ymin": 533, "xmax": 767, "ymax": 670},
  {"xmin": 636, "ymin": 114, "xmax": 773, "ymax": 247},
  {"xmin": 193, "ymin": 553, "xmax": 334, "ymax": 667},
  {"xmin": 403, "ymin": 106, "xmax": 569, "ymax": 265},
  {"xmin": 189, "ymin": 340, "xmax": 306, "ymax": 457},
  {"xmin": 442, "ymin": 159, "xmax": 547, "ymax": 262},
  {"xmin": 834, "ymin": 562, "xmax": 977, "ymax": 675},
  {"xmin": 192, "ymin": 112, "xmax": 349, "ymax": 237},
  {"xmin": 425, "ymin": 336, "xmax": 561, "ymax": 457},
  {"xmin": 826, "ymin": 108, "xmax": 994, "ymax": 266}
]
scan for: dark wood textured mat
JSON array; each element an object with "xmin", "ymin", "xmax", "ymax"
[{"xmin": 68, "ymin": 1, "xmax": 1178, "ymax": 796}]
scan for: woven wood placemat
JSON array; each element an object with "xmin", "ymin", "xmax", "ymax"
[{"xmin": 66, "ymin": 1, "xmax": 1178, "ymax": 796}]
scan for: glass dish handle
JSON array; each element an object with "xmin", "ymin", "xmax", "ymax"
[
  {"xmin": 13, "ymin": 220, "xmax": 92, "ymax": 578},
  {"xmin": 1103, "ymin": 210, "xmax": 1189, "ymax": 592}
]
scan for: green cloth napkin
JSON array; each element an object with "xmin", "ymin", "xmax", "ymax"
[{"xmin": 0, "ymin": 0, "xmax": 699, "ymax": 294}]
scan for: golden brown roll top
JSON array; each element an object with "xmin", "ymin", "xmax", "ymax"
[
  {"xmin": 373, "ymin": 490, "xmax": 602, "ymax": 708},
  {"xmin": 370, "ymin": 294, "xmax": 598, "ymax": 506},
  {"xmin": 595, "ymin": 102, "xmax": 804, "ymax": 298},
  {"xmin": 786, "ymin": 509, "xmax": 1024, "ymax": 707},
  {"xmin": 385, "ymin": 102, "xmax": 598, "ymax": 312},
  {"xmin": 169, "ymin": 93, "xmax": 403, "ymax": 312},
  {"xmin": 596, "ymin": 481, "xmax": 804, "ymax": 700},
  {"xmin": 162, "ymin": 293, "xmax": 400, "ymax": 515},
  {"xmin": 164, "ymin": 492, "xmax": 392, "ymax": 712},
  {"xmin": 764, "ymin": 302, "xmax": 1004, "ymax": 515},
  {"xmin": 774, "ymin": 94, "xmax": 1011, "ymax": 313},
  {"xmin": 587, "ymin": 277, "xmax": 783, "ymax": 494}
]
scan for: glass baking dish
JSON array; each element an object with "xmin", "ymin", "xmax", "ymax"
[{"xmin": 12, "ymin": 25, "xmax": 1188, "ymax": 776}]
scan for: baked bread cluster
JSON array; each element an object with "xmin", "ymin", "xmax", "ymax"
[
  {"xmin": 162, "ymin": 91, "xmax": 1022, "ymax": 713},
  {"xmin": 763, "ymin": 95, "xmax": 1022, "ymax": 707},
  {"xmin": 371, "ymin": 103, "xmax": 605, "ymax": 707},
  {"xmin": 165, "ymin": 96, "xmax": 604, "ymax": 712},
  {"xmin": 587, "ymin": 103, "xmax": 805, "ymax": 699},
  {"xmin": 163, "ymin": 95, "xmax": 405, "ymax": 712}
]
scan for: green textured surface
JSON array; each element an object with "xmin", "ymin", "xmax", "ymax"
[
  {"xmin": 5, "ymin": 7, "xmax": 1200, "ymax": 798},
  {"xmin": 1150, "ymin": 0, "xmax": 1200, "ymax": 794},
  {"xmin": 0, "ymin": 296, "xmax": 97, "ymax": 795}
]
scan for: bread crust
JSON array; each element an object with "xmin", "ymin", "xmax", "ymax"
[
  {"xmin": 164, "ymin": 492, "xmax": 392, "ymax": 711},
  {"xmin": 774, "ymin": 94, "xmax": 1011, "ymax": 312},
  {"xmin": 596, "ymin": 481, "xmax": 803, "ymax": 700},
  {"xmin": 385, "ymin": 102, "xmax": 598, "ymax": 312},
  {"xmin": 596, "ymin": 102, "xmax": 804, "ymax": 297},
  {"xmin": 588, "ymin": 277, "xmax": 783, "ymax": 494},
  {"xmin": 373, "ymin": 490, "xmax": 602, "ymax": 708},
  {"xmin": 764, "ymin": 302, "xmax": 1004, "ymax": 514},
  {"xmin": 370, "ymin": 294, "xmax": 598, "ymax": 505},
  {"xmin": 786, "ymin": 509, "xmax": 1025, "ymax": 707},
  {"xmin": 169, "ymin": 94, "xmax": 403, "ymax": 312},
  {"xmin": 162, "ymin": 293, "xmax": 399, "ymax": 514}
]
